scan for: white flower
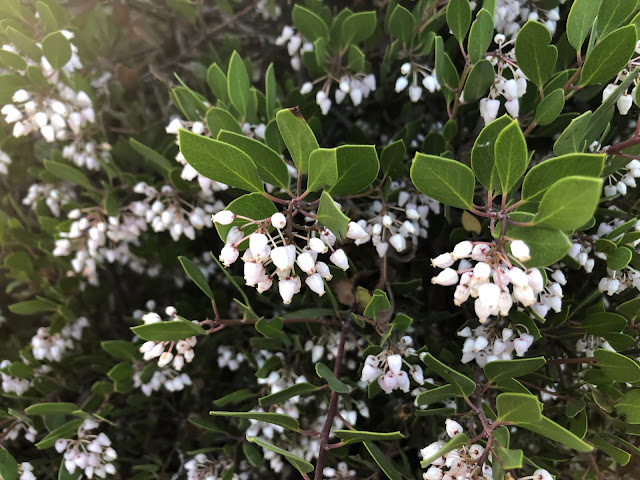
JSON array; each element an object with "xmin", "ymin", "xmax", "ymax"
[
  {"xmin": 305, "ymin": 273, "xmax": 325, "ymax": 296},
  {"xmin": 534, "ymin": 469, "xmax": 554, "ymax": 480},
  {"xmin": 329, "ymin": 249, "xmax": 349, "ymax": 270},
  {"xmin": 158, "ymin": 351, "xmax": 173, "ymax": 367},
  {"xmin": 409, "ymin": 85, "xmax": 422, "ymax": 102},
  {"xmin": 346, "ymin": 222, "xmax": 367, "ymax": 240},
  {"xmin": 278, "ymin": 278, "xmax": 298, "ymax": 304},
  {"xmin": 378, "ymin": 372, "xmax": 397, "ymax": 393},
  {"xmin": 300, "ymin": 82, "xmax": 313, "ymax": 94},
  {"xmin": 309, "ymin": 237, "xmax": 327, "ymax": 253},
  {"xmin": 617, "ymin": 94, "xmax": 633, "ymax": 115},
  {"xmin": 432, "ymin": 253, "xmax": 454, "ymax": 268},
  {"xmin": 478, "ymin": 283, "xmax": 501, "ymax": 309},
  {"xmin": 387, "ymin": 354, "xmax": 402, "ymax": 374},
  {"xmin": 395, "ymin": 76, "xmax": 409, "ymax": 92},
  {"xmin": 505, "ymin": 98, "xmax": 519, "ymax": 118},
  {"xmin": 212, "ymin": 211, "xmax": 235, "ymax": 225},
  {"xmin": 514, "ymin": 333, "xmax": 534, "ymax": 357},
  {"xmin": 249, "ymin": 233, "xmax": 268, "ymax": 255},
  {"xmin": 296, "ymin": 252, "xmax": 316, "ymax": 274},
  {"xmin": 389, "ymin": 233, "xmax": 406, "ymax": 252},
  {"xmin": 271, "ymin": 212, "xmax": 287, "ymax": 229},
  {"xmin": 219, "ymin": 244, "xmax": 239, "ymax": 266},
  {"xmin": 432, "ymin": 268, "xmax": 458, "ymax": 286},
  {"xmin": 445, "ymin": 418, "xmax": 463, "ymax": 438},
  {"xmin": 315, "ymin": 261, "xmax": 333, "ymax": 280},
  {"xmin": 271, "ymin": 245, "xmax": 296, "ymax": 270},
  {"xmin": 244, "ymin": 262, "xmax": 265, "ymax": 286},
  {"xmin": 452, "ymin": 241, "xmax": 473, "ymax": 259},
  {"xmin": 510, "ymin": 240, "xmax": 530, "ymax": 261},
  {"xmin": 480, "ymin": 98, "xmax": 500, "ymax": 125}
]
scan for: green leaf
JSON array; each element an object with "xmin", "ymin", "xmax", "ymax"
[
  {"xmin": 596, "ymin": 0, "xmax": 636, "ymax": 39},
  {"xmin": 415, "ymin": 384, "xmax": 460, "ymax": 406},
  {"xmin": 179, "ymin": 256, "xmax": 215, "ymax": 300},
  {"xmin": 188, "ymin": 417, "xmax": 229, "ymax": 435},
  {"xmin": 179, "ymin": 129, "xmax": 263, "ymax": 192},
  {"xmin": 607, "ymin": 246, "xmax": 633, "ymax": 270},
  {"xmin": 446, "ymin": 0, "xmax": 472, "ymax": 43},
  {"xmin": 335, "ymin": 430, "xmax": 404, "ymax": 444},
  {"xmin": 519, "ymin": 416, "xmax": 594, "ymax": 452},
  {"xmin": 265, "ymin": 63, "xmax": 277, "ymax": 121},
  {"xmin": 205, "ymin": 107, "xmax": 242, "ymax": 138},
  {"xmin": 419, "ymin": 434, "xmax": 469, "ymax": 467},
  {"xmin": 380, "ymin": 140, "xmax": 406, "ymax": 177},
  {"xmin": 213, "ymin": 389, "xmax": 256, "ymax": 407},
  {"xmin": 291, "ymin": 4, "xmax": 329, "ymax": 42},
  {"xmin": 129, "ymin": 138, "xmax": 173, "ymax": 173},
  {"xmin": 307, "ymin": 148, "xmax": 338, "ymax": 191},
  {"xmin": 36, "ymin": 419, "xmax": 84, "ymax": 449},
  {"xmin": 616, "ymin": 389, "xmax": 640, "ymax": 423},
  {"xmin": 591, "ymin": 434, "xmax": 630, "ymax": 465},
  {"xmin": 0, "ymin": 50, "xmax": 27, "ymax": 70},
  {"xmin": 422, "ymin": 353, "xmax": 475, "ymax": 396},
  {"xmin": 247, "ymin": 437, "xmax": 313, "ymax": 474},
  {"xmin": 327, "ymin": 145, "xmax": 380, "ymax": 195},
  {"xmin": 276, "ymin": 108, "xmax": 318, "ymax": 174},
  {"xmin": 107, "ymin": 362, "xmax": 134, "ymax": 382},
  {"xmin": 363, "ymin": 289, "xmax": 391, "ymax": 319},
  {"xmin": 227, "ymin": 51, "xmax": 250, "ymax": 118},
  {"xmin": 493, "ymin": 447, "xmax": 523, "ymax": 469},
  {"xmin": 581, "ymin": 26, "xmax": 637, "ymax": 86},
  {"xmin": 410, "ymin": 153, "xmax": 475, "ymax": 210},
  {"xmin": 471, "ymin": 115, "xmax": 512, "ymax": 193},
  {"xmin": 595, "ymin": 349, "xmax": 640, "ymax": 383},
  {"xmin": 497, "ymin": 393, "xmax": 542, "ymax": 423},
  {"xmin": 463, "ymin": 59, "xmax": 495, "ymax": 103},
  {"xmin": 347, "ymin": 44, "xmax": 365, "ymax": 71},
  {"xmin": 566, "ymin": 0, "xmax": 601, "ymax": 50},
  {"xmin": 215, "ymin": 192, "xmax": 277, "ymax": 246},
  {"xmin": 618, "ymin": 298, "xmax": 640, "ymax": 319},
  {"xmin": 217, "ymin": 131, "xmax": 289, "ymax": 191},
  {"xmin": 533, "ymin": 176, "xmax": 602, "ymax": 230},
  {"xmin": 317, "ymin": 191, "xmax": 350, "ymax": 239},
  {"xmin": 0, "ymin": 449, "xmax": 18, "ymax": 480},
  {"xmin": 316, "ymin": 362, "xmax": 349, "ymax": 393},
  {"xmin": 25, "ymin": 402, "xmax": 78, "ymax": 415},
  {"xmin": 342, "ymin": 11, "xmax": 377, "ymax": 44},
  {"xmin": 41, "ymin": 31, "xmax": 71, "ymax": 70},
  {"xmin": 434, "ymin": 36, "xmax": 460, "ymax": 101},
  {"xmin": 363, "ymin": 441, "xmax": 403, "ymax": 480},
  {"xmin": 388, "ymin": 4, "xmax": 414, "ymax": 44},
  {"xmin": 515, "ymin": 21, "xmax": 557, "ymax": 87},
  {"xmin": 211, "ymin": 411, "xmax": 299, "ymax": 432},
  {"xmin": 484, "ymin": 357, "xmax": 546, "ymax": 383},
  {"xmin": 258, "ymin": 383, "xmax": 319, "ymax": 406},
  {"xmin": 254, "ymin": 317, "xmax": 283, "ymax": 337},
  {"xmin": 101, "ymin": 340, "xmax": 139, "ymax": 361},
  {"xmin": 582, "ymin": 312, "xmax": 627, "ymax": 335},
  {"xmin": 494, "ymin": 120, "xmax": 528, "ymax": 194},
  {"xmin": 522, "ymin": 153, "xmax": 605, "ymax": 201},
  {"xmin": 131, "ymin": 319, "xmax": 205, "ymax": 342},
  {"xmin": 44, "ymin": 160, "xmax": 96, "ymax": 191},
  {"xmin": 242, "ymin": 442, "xmax": 264, "ymax": 467},
  {"xmin": 553, "ymin": 110, "xmax": 592, "ymax": 155},
  {"xmin": 6, "ymin": 27, "xmax": 42, "ymax": 61},
  {"xmin": 468, "ymin": 9, "xmax": 494, "ymax": 64},
  {"xmin": 171, "ymin": 86, "xmax": 208, "ymax": 121},
  {"xmin": 535, "ymin": 88, "xmax": 565, "ymax": 126},
  {"xmin": 206, "ymin": 63, "xmax": 229, "ymax": 103},
  {"xmin": 565, "ymin": 398, "xmax": 587, "ymax": 418},
  {"xmin": 9, "ymin": 298, "xmax": 58, "ymax": 315}
]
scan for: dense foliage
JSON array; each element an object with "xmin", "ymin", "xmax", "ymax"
[{"xmin": 2, "ymin": 0, "xmax": 640, "ymax": 479}]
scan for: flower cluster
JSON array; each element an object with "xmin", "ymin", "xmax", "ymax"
[
  {"xmin": 275, "ymin": 25, "xmax": 313, "ymax": 72},
  {"xmin": 133, "ymin": 368, "xmax": 192, "ymax": 396},
  {"xmin": 323, "ymin": 462, "xmax": 357, "ymax": 479},
  {"xmin": 458, "ymin": 324, "xmax": 534, "ymax": 366},
  {"xmin": 492, "ymin": 0, "xmax": 561, "ymax": 38},
  {"xmin": 0, "ymin": 150, "xmax": 11, "ymax": 175},
  {"xmin": 215, "ymin": 211, "xmax": 350, "ymax": 303},
  {"xmin": 138, "ymin": 309, "xmax": 197, "ymax": 370},
  {"xmin": 360, "ymin": 337, "xmax": 424, "ymax": 394},
  {"xmin": 22, "ymin": 182, "xmax": 75, "ymax": 217},
  {"xmin": 185, "ymin": 454, "xmax": 236, "ymax": 480},
  {"xmin": 31, "ymin": 317, "xmax": 89, "ymax": 362},
  {"xmin": 394, "ymin": 61, "xmax": 441, "ymax": 103},
  {"xmin": 603, "ymin": 159, "xmax": 640, "ymax": 197},
  {"xmin": 55, "ymin": 419, "xmax": 117, "ymax": 479},
  {"xmin": 302, "ymin": 73, "xmax": 377, "ymax": 114},
  {"xmin": 0, "ymin": 360, "xmax": 31, "ymax": 396},
  {"xmin": 18, "ymin": 462, "xmax": 36, "ymax": 480},
  {"xmin": 479, "ymin": 38, "xmax": 528, "ymax": 124}
]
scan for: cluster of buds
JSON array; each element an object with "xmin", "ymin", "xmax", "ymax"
[
  {"xmin": 138, "ymin": 308, "xmax": 197, "ymax": 371},
  {"xmin": 62, "ymin": 139, "xmax": 111, "ymax": 171},
  {"xmin": 18, "ymin": 463, "xmax": 36, "ymax": 480},
  {"xmin": 360, "ymin": 337, "xmax": 424, "ymax": 394},
  {"xmin": 31, "ymin": 317, "xmax": 89, "ymax": 362},
  {"xmin": 215, "ymin": 210, "xmax": 349, "ymax": 304},
  {"xmin": 395, "ymin": 61, "xmax": 441, "ymax": 102},
  {"xmin": 22, "ymin": 182, "xmax": 75, "ymax": 217},
  {"xmin": 431, "ymin": 240, "xmax": 564, "ymax": 323},
  {"xmin": 323, "ymin": 462, "xmax": 357, "ymax": 479},
  {"xmin": 301, "ymin": 73, "xmax": 377, "ymax": 114},
  {"xmin": 0, "ymin": 150, "xmax": 11, "ymax": 175},
  {"xmin": 601, "ymin": 51, "xmax": 640, "ymax": 117},
  {"xmin": 492, "ymin": 0, "xmax": 560, "ymax": 38},
  {"xmin": 131, "ymin": 182, "xmax": 216, "ymax": 241},
  {"xmin": 479, "ymin": 37, "xmax": 528, "ymax": 124},
  {"xmin": 134, "ymin": 368, "xmax": 192, "ymax": 396},
  {"xmin": 55, "ymin": 419, "xmax": 117, "ymax": 479},
  {"xmin": 185, "ymin": 454, "xmax": 235, "ymax": 480},
  {"xmin": 576, "ymin": 334, "xmax": 615, "ymax": 358},
  {"xmin": 275, "ymin": 25, "xmax": 313, "ymax": 72},
  {"xmin": 603, "ymin": 159, "xmax": 640, "ymax": 196},
  {"xmin": 458, "ymin": 324, "xmax": 535, "ymax": 366},
  {"xmin": 421, "ymin": 421, "xmax": 492, "ymax": 480},
  {"xmin": 348, "ymin": 190, "xmax": 437, "ymax": 257},
  {"xmin": 0, "ymin": 360, "xmax": 31, "ymax": 395}
]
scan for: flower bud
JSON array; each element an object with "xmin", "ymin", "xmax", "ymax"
[
  {"xmin": 271, "ymin": 212, "xmax": 287, "ymax": 229},
  {"xmin": 296, "ymin": 252, "xmax": 316, "ymax": 274},
  {"xmin": 432, "ymin": 268, "xmax": 459, "ymax": 286},
  {"xmin": 445, "ymin": 418, "xmax": 463, "ymax": 438},
  {"xmin": 305, "ymin": 273, "xmax": 325, "ymax": 296},
  {"xmin": 389, "ymin": 233, "xmax": 407, "ymax": 252},
  {"xmin": 510, "ymin": 240, "xmax": 531, "ymax": 261},
  {"xmin": 300, "ymin": 82, "xmax": 313, "ymax": 94},
  {"xmin": 249, "ymin": 233, "xmax": 268, "ymax": 256},
  {"xmin": 212, "ymin": 211, "xmax": 235, "ymax": 225},
  {"xmin": 618, "ymin": 94, "xmax": 633, "ymax": 115},
  {"xmin": 400, "ymin": 62, "xmax": 411, "ymax": 75},
  {"xmin": 346, "ymin": 221, "xmax": 368, "ymax": 240},
  {"xmin": 330, "ymin": 249, "xmax": 349, "ymax": 270},
  {"xmin": 315, "ymin": 261, "xmax": 333, "ymax": 280},
  {"xmin": 278, "ymin": 278, "xmax": 298, "ymax": 304},
  {"xmin": 271, "ymin": 245, "xmax": 296, "ymax": 270},
  {"xmin": 395, "ymin": 76, "xmax": 409, "ymax": 93},
  {"xmin": 386, "ymin": 354, "xmax": 402, "ymax": 374},
  {"xmin": 219, "ymin": 244, "xmax": 239, "ymax": 267},
  {"xmin": 409, "ymin": 85, "xmax": 422, "ymax": 102},
  {"xmin": 432, "ymin": 253, "xmax": 454, "ymax": 268},
  {"xmin": 309, "ymin": 237, "xmax": 328, "ymax": 253},
  {"xmin": 244, "ymin": 262, "xmax": 265, "ymax": 286},
  {"xmin": 452, "ymin": 241, "xmax": 473, "ymax": 259}
]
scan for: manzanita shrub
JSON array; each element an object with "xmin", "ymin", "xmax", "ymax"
[{"xmin": 3, "ymin": 0, "xmax": 640, "ymax": 479}]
